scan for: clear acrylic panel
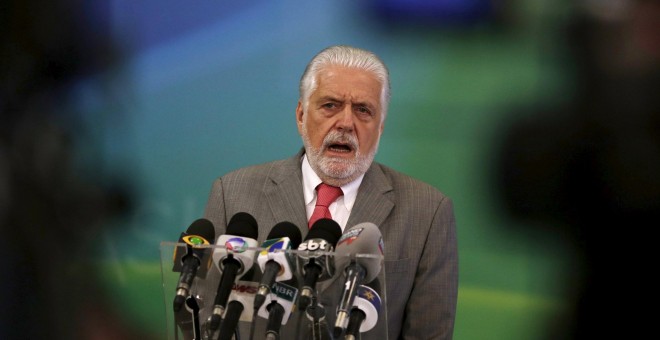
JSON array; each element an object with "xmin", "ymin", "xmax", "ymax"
[{"xmin": 160, "ymin": 242, "xmax": 388, "ymax": 340}]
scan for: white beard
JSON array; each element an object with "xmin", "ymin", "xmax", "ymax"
[{"xmin": 301, "ymin": 123, "xmax": 379, "ymax": 186}]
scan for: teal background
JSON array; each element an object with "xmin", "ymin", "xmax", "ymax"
[{"xmin": 75, "ymin": 1, "xmax": 579, "ymax": 338}]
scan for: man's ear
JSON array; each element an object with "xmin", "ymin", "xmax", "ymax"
[{"xmin": 296, "ymin": 101, "xmax": 304, "ymax": 136}]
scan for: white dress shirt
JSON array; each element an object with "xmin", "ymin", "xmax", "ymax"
[{"xmin": 301, "ymin": 154, "xmax": 364, "ymax": 232}]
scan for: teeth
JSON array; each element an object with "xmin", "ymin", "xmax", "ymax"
[{"xmin": 329, "ymin": 145, "xmax": 351, "ymax": 152}]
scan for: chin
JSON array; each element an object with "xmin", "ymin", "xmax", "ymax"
[{"xmin": 324, "ymin": 160, "xmax": 368, "ymax": 183}]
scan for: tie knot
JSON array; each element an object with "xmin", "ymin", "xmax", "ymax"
[{"xmin": 315, "ymin": 183, "xmax": 343, "ymax": 207}]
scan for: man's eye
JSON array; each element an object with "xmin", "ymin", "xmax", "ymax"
[
  {"xmin": 322, "ymin": 103, "xmax": 337, "ymax": 109},
  {"xmin": 356, "ymin": 106, "xmax": 372, "ymax": 116}
]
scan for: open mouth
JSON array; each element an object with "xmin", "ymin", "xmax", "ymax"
[{"xmin": 326, "ymin": 142, "xmax": 353, "ymax": 153}]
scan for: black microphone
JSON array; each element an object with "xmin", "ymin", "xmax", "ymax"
[
  {"xmin": 213, "ymin": 273, "xmax": 260, "ymax": 340},
  {"xmin": 256, "ymin": 279, "xmax": 299, "ymax": 340},
  {"xmin": 254, "ymin": 221, "xmax": 302, "ymax": 310},
  {"xmin": 332, "ymin": 222, "xmax": 383, "ymax": 338},
  {"xmin": 344, "ymin": 279, "xmax": 382, "ymax": 339},
  {"xmin": 266, "ymin": 302, "xmax": 285, "ymax": 340},
  {"xmin": 208, "ymin": 212, "xmax": 259, "ymax": 331},
  {"xmin": 172, "ymin": 218, "xmax": 215, "ymax": 312},
  {"xmin": 296, "ymin": 218, "xmax": 342, "ymax": 311},
  {"xmin": 218, "ymin": 300, "xmax": 243, "ymax": 340}
]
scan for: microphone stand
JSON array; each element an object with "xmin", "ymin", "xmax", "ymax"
[
  {"xmin": 306, "ymin": 295, "xmax": 331, "ymax": 340},
  {"xmin": 185, "ymin": 295, "xmax": 202, "ymax": 340},
  {"xmin": 248, "ymin": 308, "xmax": 258, "ymax": 340}
]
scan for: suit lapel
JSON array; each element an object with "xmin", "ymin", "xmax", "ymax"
[
  {"xmin": 264, "ymin": 150, "xmax": 309, "ymax": 236},
  {"xmin": 263, "ymin": 150, "xmax": 395, "ymax": 237},
  {"xmin": 318, "ymin": 162, "xmax": 394, "ymax": 298},
  {"xmin": 347, "ymin": 163, "xmax": 394, "ymax": 229}
]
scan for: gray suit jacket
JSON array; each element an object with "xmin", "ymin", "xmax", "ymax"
[{"xmin": 204, "ymin": 149, "xmax": 458, "ymax": 339}]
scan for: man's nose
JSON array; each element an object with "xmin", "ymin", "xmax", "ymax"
[{"xmin": 335, "ymin": 106, "xmax": 355, "ymax": 131}]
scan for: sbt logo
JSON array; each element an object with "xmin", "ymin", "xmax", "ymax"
[{"xmin": 298, "ymin": 239, "xmax": 330, "ymax": 251}]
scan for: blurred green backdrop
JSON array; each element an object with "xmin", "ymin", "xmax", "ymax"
[{"xmin": 44, "ymin": 0, "xmax": 583, "ymax": 338}]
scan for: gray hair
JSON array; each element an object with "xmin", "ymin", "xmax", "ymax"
[{"xmin": 299, "ymin": 45, "xmax": 390, "ymax": 118}]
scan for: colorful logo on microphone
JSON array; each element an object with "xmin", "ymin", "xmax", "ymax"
[
  {"xmin": 182, "ymin": 235, "xmax": 210, "ymax": 247},
  {"xmin": 358, "ymin": 285, "xmax": 382, "ymax": 311},
  {"xmin": 337, "ymin": 227, "xmax": 363, "ymax": 247},
  {"xmin": 225, "ymin": 237, "xmax": 249, "ymax": 253},
  {"xmin": 259, "ymin": 238, "xmax": 289, "ymax": 256}
]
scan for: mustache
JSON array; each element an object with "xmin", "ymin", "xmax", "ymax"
[{"xmin": 322, "ymin": 131, "xmax": 359, "ymax": 150}]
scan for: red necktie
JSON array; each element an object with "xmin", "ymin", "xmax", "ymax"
[{"xmin": 308, "ymin": 183, "xmax": 343, "ymax": 228}]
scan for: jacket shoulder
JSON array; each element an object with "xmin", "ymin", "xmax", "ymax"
[{"xmin": 374, "ymin": 162, "xmax": 449, "ymax": 202}]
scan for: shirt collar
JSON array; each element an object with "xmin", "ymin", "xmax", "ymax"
[{"xmin": 301, "ymin": 154, "xmax": 364, "ymax": 210}]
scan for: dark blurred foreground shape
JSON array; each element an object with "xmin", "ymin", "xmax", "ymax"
[
  {"xmin": 494, "ymin": 1, "xmax": 660, "ymax": 338},
  {"xmin": 1, "ymin": 0, "xmax": 152, "ymax": 339}
]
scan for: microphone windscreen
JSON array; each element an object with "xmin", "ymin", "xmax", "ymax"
[
  {"xmin": 366, "ymin": 277, "xmax": 381, "ymax": 292},
  {"xmin": 226, "ymin": 212, "xmax": 259, "ymax": 239},
  {"xmin": 184, "ymin": 218, "xmax": 215, "ymax": 245},
  {"xmin": 335, "ymin": 222, "xmax": 383, "ymax": 283},
  {"xmin": 267, "ymin": 221, "xmax": 303, "ymax": 248},
  {"xmin": 307, "ymin": 218, "xmax": 342, "ymax": 246}
]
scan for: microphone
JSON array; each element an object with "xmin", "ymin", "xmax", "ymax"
[
  {"xmin": 256, "ymin": 280, "xmax": 299, "ymax": 340},
  {"xmin": 344, "ymin": 279, "xmax": 382, "ymax": 339},
  {"xmin": 217, "ymin": 285, "xmax": 255, "ymax": 340},
  {"xmin": 218, "ymin": 300, "xmax": 243, "ymax": 340},
  {"xmin": 172, "ymin": 218, "xmax": 215, "ymax": 312},
  {"xmin": 296, "ymin": 218, "xmax": 342, "ymax": 311},
  {"xmin": 254, "ymin": 222, "xmax": 303, "ymax": 310},
  {"xmin": 208, "ymin": 212, "xmax": 259, "ymax": 331},
  {"xmin": 332, "ymin": 222, "xmax": 383, "ymax": 338}
]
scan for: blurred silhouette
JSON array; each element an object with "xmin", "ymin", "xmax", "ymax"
[
  {"xmin": 1, "ymin": 0, "xmax": 148, "ymax": 339},
  {"xmin": 494, "ymin": 0, "xmax": 660, "ymax": 338}
]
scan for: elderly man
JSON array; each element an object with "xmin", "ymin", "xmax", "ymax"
[{"xmin": 204, "ymin": 45, "xmax": 458, "ymax": 339}]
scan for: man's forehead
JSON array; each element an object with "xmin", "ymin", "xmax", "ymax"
[
  {"xmin": 313, "ymin": 77, "xmax": 381, "ymax": 102},
  {"xmin": 316, "ymin": 65, "xmax": 380, "ymax": 84}
]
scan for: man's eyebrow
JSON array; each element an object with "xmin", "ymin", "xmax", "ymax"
[
  {"xmin": 316, "ymin": 96, "xmax": 377, "ymax": 110},
  {"xmin": 317, "ymin": 95, "xmax": 342, "ymax": 102},
  {"xmin": 353, "ymin": 100, "xmax": 377, "ymax": 110}
]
